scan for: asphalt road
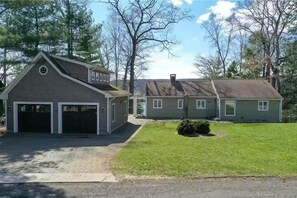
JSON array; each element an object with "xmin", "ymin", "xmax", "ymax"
[{"xmin": 0, "ymin": 178, "xmax": 297, "ymax": 198}]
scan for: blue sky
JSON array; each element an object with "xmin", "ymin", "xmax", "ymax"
[{"xmin": 89, "ymin": 0, "xmax": 238, "ymax": 79}]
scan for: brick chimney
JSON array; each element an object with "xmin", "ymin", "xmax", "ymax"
[{"xmin": 170, "ymin": 74, "xmax": 176, "ymax": 83}]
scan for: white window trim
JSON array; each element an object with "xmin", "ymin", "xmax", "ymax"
[
  {"xmin": 39, "ymin": 66, "xmax": 48, "ymax": 75},
  {"xmin": 225, "ymin": 100, "xmax": 236, "ymax": 117},
  {"xmin": 100, "ymin": 73, "xmax": 103, "ymax": 81},
  {"xmin": 196, "ymin": 99, "xmax": 206, "ymax": 109},
  {"xmin": 112, "ymin": 103, "xmax": 116, "ymax": 122},
  {"xmin": 153, "ymin": 99, "xmax": 163, "ymax": 109},
  {"xmin": 258, "ymin": 101, "xmax": 269, "ymax": 111},
  {"xmin": 13, "ymin": 102, "xmax": 53, "ymax": 134},
  {"xmin": 177, "ymin": 99, "xmax": 183, "ymax": 109},
  {"xmin": 95, "ymin": 72, "xmax": 99, "ymax": 81},
  {"xmin": 58, "ymin": 102, "xmax": 100, "ymax": 135}
]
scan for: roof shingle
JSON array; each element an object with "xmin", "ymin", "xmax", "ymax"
[{"xmin": 213, "ymin": 79, "xmax": 283, "ymax": 99}]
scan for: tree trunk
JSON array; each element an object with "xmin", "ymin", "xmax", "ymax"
[
  {"xmin": 3, "ymin": 47, "xmax": 7, "ymax": 87},
  {"xmin": 34, "ymin": 7, "xmax": 39, "ymax": 55},
  {"xmin": 129, "ymin": 42, "xmax": 136, "ymax": 95},
  {"xmin": 123, "ymin": 61, "xmax": 129, "ymax": 90}
]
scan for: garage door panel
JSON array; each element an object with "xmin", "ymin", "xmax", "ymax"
[
  {"xmin": 62, "ymin": 105, "xmax": 97, "ymax": 134},
  {"xmin": 18, "ymin": 104, "xmax": 51, "ymax": 133}
]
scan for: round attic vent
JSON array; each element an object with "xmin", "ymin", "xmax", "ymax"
[{"xmin": 39, "ymin": 65, "xmax": 48, "ymax": 75}]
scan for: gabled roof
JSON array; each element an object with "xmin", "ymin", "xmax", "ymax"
[
  {"xmin": 0, "ymin": 52, "xmax": 129, "ymax": 99},
  {"xmin": 49, "ymin": 54, "xmax": 113, "ymax": 74},
  {"xmin": 146, "ymin": 80, "xmax": 216, "ymax": 97},
  {"xmin": 212, "ymin": 79, "xmax": 283, "ymax": 99}
]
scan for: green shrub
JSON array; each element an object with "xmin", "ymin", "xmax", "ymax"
[
  {"xmin": 177, "ymin": 119, "xmax": 196, "ymax": 135},
  {"xmin": 194, "ymin": 120, "xmax": 210, "ymax": 134}
]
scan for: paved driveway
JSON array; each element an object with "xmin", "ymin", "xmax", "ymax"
[{"xmin": 0, "ymin": 118, "xmax": 143, "ymax": 181}]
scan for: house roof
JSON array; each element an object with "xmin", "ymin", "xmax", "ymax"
[
  {"xmin": 212, "ymin": 79, "xmax": 283, "ymax": 99},
  {"xmin": 0, "ymin": 52, "xmax": 129, "ymax": 99},
  {"xmin": 43, "ymin": 53, "xmax": 129, "ymax": 97},
  {"xmin": 48, "ymin": 54, "xmax": 113, "ymax": 74},
  {"xmin": 146, "ymin": 80, "xmax": 217, "ymax": 97}
]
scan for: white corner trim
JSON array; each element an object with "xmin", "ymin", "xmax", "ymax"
[
  {"xmin": 279, "ymin": 100, "xmax": 282, "ymax": 122},
  {"xmin": 107, "ymin": 98, "xmax": 110, "ymax": 134},
  {"xmin": 58, "ymin": 102, "xmax": 100, "ymax": 135},
  {"xmin": 13, "ymin": 102, "xmax": 53, "ymax": 134},
  {"xmin": 111, "ymin": 103, "xmax": 116, "ymax": 123}
]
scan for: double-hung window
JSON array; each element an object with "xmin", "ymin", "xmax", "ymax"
[
  {"xmin": 196, "ymin": 99, "xmax": 206, "ymax": 109},
  {"xmin": 95, "ymin": 72, "xmax": 99, "ymax": 81},
  {"xmin": 177, "ymin": 99, "xmax": 183, "ymax": 109},
  {"xmin": 225, "ymin": 100, "xmax": 236, "ymax": 116},
  {"xmin": 153, "ymin": 99, "xmax": 162, "ymax": 109},
  {"xmin": 258, "ymin": 101, "xmax": 269, "ymax": 111}
]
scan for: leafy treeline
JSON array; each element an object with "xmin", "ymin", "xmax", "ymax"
[
  {"xmin": 0, "ymin": 0, "xmax": 103, "ymax": 86},
  {"xmin": 195, "ymin": 0, "xmax": 297, "ymax": 109}
]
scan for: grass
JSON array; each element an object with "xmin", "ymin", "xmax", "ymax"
[{"xmin": 111, "ymin": 122, "xmax": 297, "ymax": 178}]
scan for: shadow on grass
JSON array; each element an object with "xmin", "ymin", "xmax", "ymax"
[{"xmin": 178, "ymin": 133, "xmax": 216, "ymax": 138}]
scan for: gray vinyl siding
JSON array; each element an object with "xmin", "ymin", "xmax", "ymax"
[
  {"xmin": 220, "ymin": 100, "xmax": 281, "ymax": 122},
  {"xmin": 110, "ymin": 96, "xmax": 129, "ymax": 132},
  {"xmin": 6, "ymin": 57, "xmax": 109, "ymax": 134},
  {"xmin": 188, "ymin": 98, "xmax": 216, "ymax": 119},
  {"xmin": 146, "ymin": 97, "xmax": 216, "ymax": 119},
  {"xmin": 146, "ymin": 97, "xmax": 183, "ymax": 118},
  {"xmin": 56, "ymin": 59, "xmax": 89, "ymax": 82}
]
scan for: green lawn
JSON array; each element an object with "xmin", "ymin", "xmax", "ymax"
[{"xmin": 112, "ymin": 122, "xmax": 297, "ymax": 178}]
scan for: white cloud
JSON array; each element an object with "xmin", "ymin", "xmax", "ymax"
[
  {"xmin": 197, "ymin": 12, "xmax": 211, "ymax": 24},
  {"xmin": 197, "ymin": 0, "xmax": 236, "ymax": 23},
  {"xmin": 210, "ymin": 0, "xmax": 236, "ymax": 19},
  {"xmin": 171, "ymin": 0, "xmax": 193, "ymax": 7},
  {"xmin": 184, "ymin": 0, "xmax": 193, "ymax": 4},
  {"xmin": 145, "ymin": 50, "xmax": 198, "ymax": 79},
  {"xmin": 171, "ymin": 0, "xmax": 183, "ymax": 7}
]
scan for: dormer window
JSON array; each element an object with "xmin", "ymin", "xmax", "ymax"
[
  {"xmin": 103, "ymin": 74, "xmax": 106, "ymax": 82},
  {"xmin": 91, "ymin": 71, "xmax": 95, "ymax": 81},
  {"xmin": 96, "ymin": 72, "xmax": 99, "ymax": 81}
]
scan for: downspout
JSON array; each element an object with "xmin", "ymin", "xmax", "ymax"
[
  {"xmin": 107, "ymin": 97, "xmax": 115, "ymax": 134},
  {"xmin": 4, "ymin": 100, "xmax": 7, "ymax": 129},
  {"xmin": 211, "ymin": 80, "xmax": 221, "ymax": 120}
]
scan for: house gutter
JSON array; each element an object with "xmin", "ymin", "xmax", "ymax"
[{"xmin": 211, "ymin": 80, "xmax": 221, "ymax": 120}]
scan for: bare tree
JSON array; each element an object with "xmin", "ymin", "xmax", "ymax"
[
  {"xmin": 194, "ymin": 54, "xmax": 223, "ymax": 79},
  {"xmin": 234, "ymin": 0, "xmax": 297, "ymax": 90},
  {"xmin": 201, "ymin": 13, "xmax": 233, "ymax": 75},
  {"xmin": 101, "ymin": 0, "xmax": 190, "ymax": 94}
]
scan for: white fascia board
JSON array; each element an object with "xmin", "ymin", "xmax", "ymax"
[
  {"xmin": 42, "ymin": 53, "xmax": 113, "ymax": 98},
  {"xmin": 0, "ymin": 52, "xmax": 44, "ymax": 100}
]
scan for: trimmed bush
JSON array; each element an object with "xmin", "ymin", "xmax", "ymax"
[
  {"xmin": 194, "ymin": 120, "xmax": 210, "ymax": 134},
  {"xmin": 177, "ymin": 119, "xmax": 196, "ymax": 135}
]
